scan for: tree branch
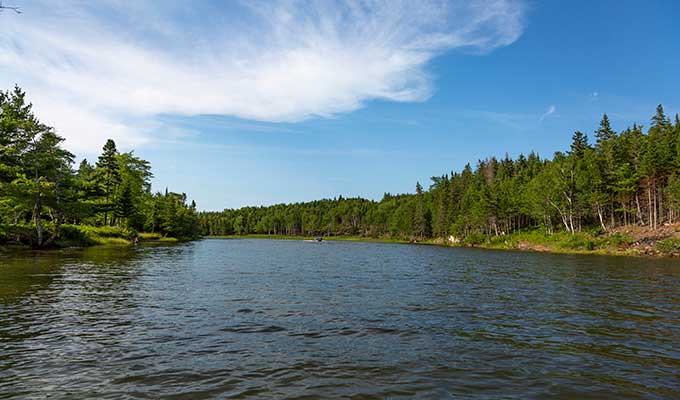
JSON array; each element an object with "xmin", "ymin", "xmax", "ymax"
[{"xmin": 0, "ymin": 1, "xmax": 22, "ymax": 14}]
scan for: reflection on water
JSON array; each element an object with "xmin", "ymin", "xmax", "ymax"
[{"xmin": 1, "ymin": 240, "xmax": 679, "ymax": 399}]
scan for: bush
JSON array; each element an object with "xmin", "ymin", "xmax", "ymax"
[
  {"xmin": 656, "ymin": 238, "xmax": 680, "ymax": 253},
  {"xmin": 607, "ymin": 233, "xmax": 632, "ymax": 248},
  {"xmin": 463, "ymin": 233, "xmax": 487, "ymax": 246},
  {"xmin": 0, "ymin": 224, "xmax": 34, "ymax": 245},
  {"xmin": 555, "ymin": 233, "xmax": 592, "ymax": 250},
  {"xmin": 58, "ymin": 224, "xmax": 96, "ymax": 246}
]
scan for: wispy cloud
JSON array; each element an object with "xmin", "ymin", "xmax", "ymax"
[
  {"xmin": 539, "ymin": 105, "xmax": 556, "ymax": 122},
  {"xmin": 0, "ymin": 0, "xmax": 527, "ymax": 153},
  {"xmin": 589, "ymin": 92, "xmax": 599, "ymax": 102}
]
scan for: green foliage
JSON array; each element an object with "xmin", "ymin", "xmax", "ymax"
[
  {"xmin": 606, "ymin": 233, "xmax": 632, "ymax": 248},
  {"xmin": 56, "ymin": 225, "xmax": 137, "ymax": 246},
  {"xmin": 199, "ymin": 104, "xmax": 680, "ymax": 246},
  {"xmin": 0, "ymin": 86, "xmax": 199, "ymax": 247},
  {"xmin": 655, "ymin": 238, "xmax": 680, "ymax": 253},
  {"xmin": 0, "ymin": 223, "xmax": 34, "ymax": 245}
]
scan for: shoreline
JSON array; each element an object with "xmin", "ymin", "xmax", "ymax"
[
  {"xmin": 5, "ymin": 230, "xmax": 679, "ymax": 259},
  {"xmin": 206, "ymin": 231, "xmax": 680, "ymax": 259},
  {"xmin": 0, "ymin": 234, "xmax": 185, "ymax": 252}
]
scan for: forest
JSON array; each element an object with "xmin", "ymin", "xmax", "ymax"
[
  {"xmin": 0, "ymin": 86, "xmax": 199, "ymax": 248},
  {"xmin": 199, "ymin": 105, "xmax": 680, "ymax": 245}
]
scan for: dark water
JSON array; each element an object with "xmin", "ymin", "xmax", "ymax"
[{"xmin": 1, "ymin": 239, "xmax": 680, "ymax": 399}]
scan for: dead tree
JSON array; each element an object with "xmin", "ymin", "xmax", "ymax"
[{"xmin": 0, "ymin": 1, "xmax": 22, "ymax": 14}]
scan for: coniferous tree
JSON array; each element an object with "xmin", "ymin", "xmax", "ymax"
[
  {"xmin": 114, "ymin": 181, "xmax": 135, "ymax": 226},
  {"xmin": 570, "ymin": 131, "xmax": 589, "ymax": 156},
  {"xmin": 96, "ymin": 139, "xmax": 120, "ymax": 226}
]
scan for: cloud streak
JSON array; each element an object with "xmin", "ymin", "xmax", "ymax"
[
  {"xmin": 0, "ymin": 0, "xmax": 527, "ymax": 153},
  {"xmin": 539, "ymin": 105, "xmax": 556, "ymax": 122}
]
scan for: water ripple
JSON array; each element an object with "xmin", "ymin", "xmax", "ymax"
[{"xmin": 1, "ymin": 240, "xmax": 680, "ymax": 399}]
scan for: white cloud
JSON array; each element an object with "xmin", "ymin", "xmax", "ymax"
[
  {"xmin": 539, "ymin": 104, "xmax": 556, "ymax": 122},
  {"xmin": 0, "ymin": 0, "xmax": 527, "ymax": 154}
]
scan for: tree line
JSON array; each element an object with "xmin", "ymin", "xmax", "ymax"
[
  {"xmin": 199, "ymin": 105, "xmax": 680, "ymax": 242},
  {"xmin": 0, "ymin": 86, "xmax": 199, "ymax": 247}
]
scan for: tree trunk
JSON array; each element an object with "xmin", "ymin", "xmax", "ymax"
[
  {"xmin": 653, "ymin": 181, "xmax": 658, "ymax": 229},
  {"xmin": 656, "ymin": 182, "xmax": 664, "ymax": 224},
  {"xmin": 636, "ymin": 194, "xmax": 643, "ymax": 225},
  {"xmin": 597, "ymin": 204, "xmax": 607, "ymax": 232},
  {"xmin": 647, "ymin": 186, "xmax": 653, "ymax": 228}
]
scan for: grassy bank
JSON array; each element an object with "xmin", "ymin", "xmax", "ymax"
[
  {"xmin": 0, "ymin": 224, "xmax": 182, "ymax": 249},
  {"xmin": 209, "ymin": 225, "xmax": 680, "ymax": 258}
]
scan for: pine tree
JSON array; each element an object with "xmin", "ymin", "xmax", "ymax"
[
  {"xmin": 96, "ymin": 139, "xmax": 120, "ymax": 225},
  {"xmin": 114, "ymin": 181, "xmax": 135, "ymax": 226},
  {"xmin": 651, "ymin": 104, "xmax": 670, "ymax": 129},
  {"xmin": 595, "ymin": 114, "xmax": 616, "ymax": 146},
  {"xmin": 570, "ymin": 131, "xmax": 589, "ymax": 157},
  {"xmin": 413, "ymin": 182, "xmax": 428, "ymax": 239}
]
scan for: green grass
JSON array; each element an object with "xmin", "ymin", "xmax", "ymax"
[
  {"xmin": 1, "ymin": 223, "xmax": 184, "ymax": 249},
  {"xmin": 58, "ymin": 224, "xmax": 136, "ymax": 246},
  {"xmin": 138, "ymin": 232, "xmax": 163, "ymax": 240},
  {"xmin": 477, "ymin": 229, "xmax": 633, "ymax": 253},
  {"xmin": 93, "ymin": 237, "xmax": 131, "ymax": 245}
]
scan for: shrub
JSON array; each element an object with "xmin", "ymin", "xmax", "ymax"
[
  {"xmin": 58, "ymin": 224, "xmax": 96, "ymax": 246},
  {"xmin": 656, "ymin": 238, "xmax": 680, "ymax": 253},
  {"xmin": 463, "ymin": 233, "xmax": 487, "ymax": 246},
  {"xmin": 0, "ymin": 224, "xmax": 34, "ymax": 245},
  {"xmin": 607, "ymin": 233, "xmax": 632, "ymax": 248}
]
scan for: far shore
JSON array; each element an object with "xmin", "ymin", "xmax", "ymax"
[{"xmin": 206, "ymin": 226, "xmax": 680, "ymax": 259}]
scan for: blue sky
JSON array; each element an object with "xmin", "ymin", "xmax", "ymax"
[{"xmin": 1, "ymin": 1, "xmax": 679, "ymax": 210}]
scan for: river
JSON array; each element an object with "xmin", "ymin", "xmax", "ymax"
[{"xmin": 1, "ymin": 239, "xmax": 679, "ymax": 399}]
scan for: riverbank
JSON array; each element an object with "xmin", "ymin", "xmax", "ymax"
[
  {"xmin": 0, "ymin": 224, "xmax": 182, "ymax": 250},
  {"xmin": 209, "ymin": 224, "xmax": 680, "ymax": 258}
]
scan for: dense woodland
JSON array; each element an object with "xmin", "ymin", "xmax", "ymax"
[
  {"xmin": 200, "ymin": 105, "xmax": 680, "ymax": 243},
  {"xmin": 0, "ymin": 86, "xmax": 199, "ymax": 247}
]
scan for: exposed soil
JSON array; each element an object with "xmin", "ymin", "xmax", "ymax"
[{"xmin": 611, "ymin": 223, "xmax": 680, "ymax": 257}]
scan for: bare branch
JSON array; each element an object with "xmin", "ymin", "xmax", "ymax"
[{"xmin": 0, "ymin": 1, "xmax": 22, "ymax": 14}]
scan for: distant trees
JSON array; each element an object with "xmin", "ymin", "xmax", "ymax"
[
  {"xmin": 0, "ymin": 86, "xmax": 199, "ymax": 247},
  {"xmin": 200, "ymin": 105, "xmax": 680, "ymax": 241}
]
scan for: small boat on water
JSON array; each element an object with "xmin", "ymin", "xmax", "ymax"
[{"xmin": 304, "ymin": 237, "xmax": 324, "ymax": 243}]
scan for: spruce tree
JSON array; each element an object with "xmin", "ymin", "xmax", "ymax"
[
  {"xmin": 414, "ymin": 182, "xmax": 427, "ymax": 239},
  {"xmin": 96, "ymin": 139, "xmax": 120, "ymax": 225},
  {"xmin": 651, "ymin": 104, "xmax": 670, "ymax": 129},
  {"xmin": 570, "ymin": 131, "xmax": 589, "ymax": 157},
  {"xmin": 114, "ymin": 181, "xmax": 135, "ymax": 226}
]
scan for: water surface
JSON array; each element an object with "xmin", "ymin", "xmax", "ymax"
[{"xmin": 1, "ymin": 239, "xmax": 679, "ymax": 399}]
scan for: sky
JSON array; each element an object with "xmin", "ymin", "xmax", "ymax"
[{"xmin": 1, "ymin": 0, "xmax": 679, "ymax": 210}]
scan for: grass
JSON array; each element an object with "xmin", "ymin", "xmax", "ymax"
[
  {"xmin": 58, "ymin": 224, "xmax": 137, "ymax": 246},
  {"xmin": 138, "ymin": 232, "xmax": 163, "ymax": 240},
  {"xmin": 472, "ymin": 229, "xmax": 635, "ymax": 255},
  {"xmin": 0, "ymin": 224, "xmax": 182, "ymax": 248}
]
